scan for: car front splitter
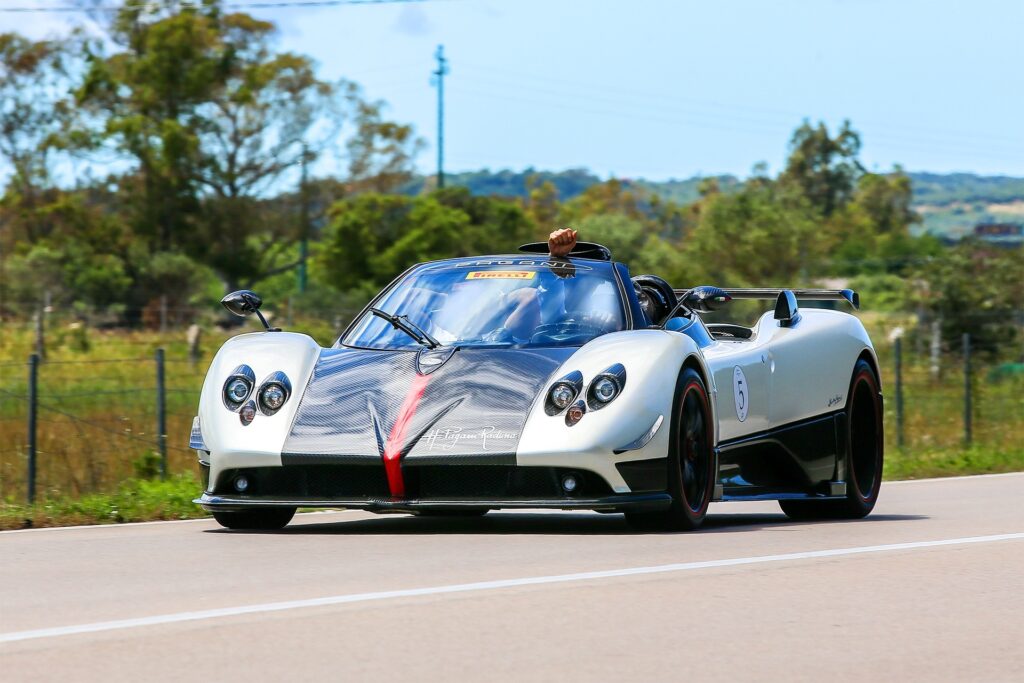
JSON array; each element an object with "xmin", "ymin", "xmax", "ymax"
[{"xmin": 195, "ymin": 492, "xmax": 672, "ymax": 513}]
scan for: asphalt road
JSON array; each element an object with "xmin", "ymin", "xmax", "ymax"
[{"xmin": 1, "ymin": 473, "xmax": 1022, "ymax": 682}]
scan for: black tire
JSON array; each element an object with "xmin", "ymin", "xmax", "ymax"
[
  {"xmin": 780, "ymin": 358, "xmax": 884, "ymax": 520},
  {"xmin": 212, "ymin": 507, "xmax": 296, "ymax": 530},
  {"xmin": 626, "ymin": 367, "xmax": 716, "ymax": 531}
]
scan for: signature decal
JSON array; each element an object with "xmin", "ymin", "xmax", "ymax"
[
  {"xmin": 424, "ymin": 426, "xmax": 519, "ymax": 451},
  {"xmin": 828, "ymin": 394, "xmax": 843, "ymax": 408}
]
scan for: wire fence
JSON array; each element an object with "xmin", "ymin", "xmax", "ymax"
[
  {"xmin": 0, "ymin": 350, "xmax": 204, "ymax": 502},
  {"xmin": 0, "ymin": 315, "xmax": 1022, "ymax": 503}
]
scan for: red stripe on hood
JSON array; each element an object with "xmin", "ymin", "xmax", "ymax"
[{"xmin": 382, "ymin": 373, "xmax": 431, "ymax": 497}]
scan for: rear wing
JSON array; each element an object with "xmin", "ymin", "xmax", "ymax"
[{"xmin": 672, "ymin": 287, "xmax": 860, "ymax": 310}]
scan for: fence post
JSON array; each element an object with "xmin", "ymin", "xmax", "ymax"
[
  {"xmin": 894, "ymin": 337, "xmax": 904, "ymax": 449},
  {"xmin": 963, "ymin": 333, "xmax": 972, "ymax": 447},
  {"xmin": 156, "ymin": 348, "xmax": 167, "ymax": 480},
  {"xmin": 27, "ymin": 353, "xmax": 39, "ymax": 504}
]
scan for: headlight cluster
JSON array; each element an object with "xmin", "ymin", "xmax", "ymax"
[
  {"xmin": 545, "ymin": 364, "xmax": 626, "ymax": 426},
  {"xmin": 586, "ymin": 364, "xmax": 626, "ymax": 410},
  {"xmin": 545, "ymin": 371, "xmax": 583, "ymax": 415},
  {"xmin": 256, "ymin": 371, "xmax": 292, "ymax": 416},
  {"xmin": 222, "ymin": 365, "xmax": 292, "ymax": 425},
  {"xmin": 222, "ymin": 365, "xmax": 255, "ymax": 411}
]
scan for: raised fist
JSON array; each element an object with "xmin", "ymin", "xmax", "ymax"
[{"xmin": 548, "ymin": 228, "xmax": 578, "ymax": 257}]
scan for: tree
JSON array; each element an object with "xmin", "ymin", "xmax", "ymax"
[
  {"xmin": 345, "ymin": 95, "xmax": 424, "ymax": 195},
  {"xmin": 780, "ymin": 120, "xmax": 863, "ymax": 218},
  {"xmin": 685, "ymin": 178, "xmax": 820, "ymax": 287},
  {"xmin": 77, "ymin": 3, "xmax": 352, "ymax": 293},
  {"xmin": 524, "ymin": 173, "xmax": 559, "ymax": 231},
  {"xmin": 320, "ymin": 189, "xmax": 535, "ymax": 291},
  {"xmin": 0, "ymin": 33, "xmax": 78, "ymax": 246},
  {"xmin": 914, "ymin": 241, "xmax": 1023, "ymax": 356}
]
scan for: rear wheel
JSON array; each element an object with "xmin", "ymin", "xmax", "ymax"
[
  {"xmin": 212, "ymin": 507, "xmax": 296, "ymax": 530},
  {"xmin": 626, "ymin": 368, "xmax": 715, "ymax": 531},
  {"xmin": 780, "ymin": 358, "xmax": 884, "ymax": 520}
]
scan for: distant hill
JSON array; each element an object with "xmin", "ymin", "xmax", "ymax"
[
  {"xmin": 410, "ymin": 168, "xmax": 1024, "ymax": 239},
  {"xmin": 907, "ymin": 172, "xmax": 1024, "ymax": 205}
]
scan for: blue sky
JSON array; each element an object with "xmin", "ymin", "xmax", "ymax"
[{"xmin": 7, "ymin": 0, "xmax": 1024, "ymax": 181}]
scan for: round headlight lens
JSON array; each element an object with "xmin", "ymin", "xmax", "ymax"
[
  {"xmin": 260, "ymin": 383, "xmax": 286, "ymax": 411},
  {"xmin": 550, "ymin": 383, "xmax": 576, "ymax": 410},
  {"xmin": 226, "ymin": 378, "xmax": 250, "ymax": 403},
  {"xmin": 593, "ymin": 376, "xmax": 619, "ymax": 403}
]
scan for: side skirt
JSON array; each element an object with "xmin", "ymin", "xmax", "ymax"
[{"xmin": 717, "ymin": 411, "xmax": 848, "ymax": 501}]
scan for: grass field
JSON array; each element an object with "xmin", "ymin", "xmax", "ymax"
[{"xmin": 0, "ymin": 314, "xmax": 1021, "ymax": 529}]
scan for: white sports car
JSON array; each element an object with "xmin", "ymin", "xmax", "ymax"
[{"xmin": 192, "ymin": 241, "xmax": 883, "ymax": 531}]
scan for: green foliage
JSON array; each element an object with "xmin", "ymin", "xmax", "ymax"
[
  {"xmin": 346, "ymin": 94, "xmax": 424, "ymax": 194},
  {"xmin": 846, "ymin": 273, "xmax": 909, "ymax": 312},
  {"xmin": 686, "ymin": 178, "xmax": 820, "ymax": 286},
  {"xmin": 884, "ymin": 445, "xmax": 1024, "ymax": 481},
  {"xmin": 575, "ymin": 214, "xmax": 687, "ymax": 281},
  {"xmin": 780, "ymin": 119, "xmax": 862, "ymax": 218},
  {"xmin": 320, "ymin": 188, "xmax": 535, "ymax": 291},
  {"xmin": 0, "ymin": 473, "xmax": 207, "ymax": 530},
  {"xmin": 913, "ymin": 241, "xmax": 1023, "ymax": 355}
]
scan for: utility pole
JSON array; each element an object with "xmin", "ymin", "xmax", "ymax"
[
  {"xmin": 297, "ymin": 144, "xmax": 309, "ymax": 294},
  {"xmin": 431, "ymin": 44, "xmax": 449, "ymax": 189}
]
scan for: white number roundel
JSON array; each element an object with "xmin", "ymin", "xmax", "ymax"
[{"xmin": 733, "ymin": 366, "xmax": 749, "ymax": 422}]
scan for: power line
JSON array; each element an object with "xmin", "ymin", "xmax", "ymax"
[{"xmin": 0, "ymin": 0, "xmax": 436, "ymax": 12}]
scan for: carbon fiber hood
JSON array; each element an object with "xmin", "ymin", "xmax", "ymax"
[{"xmin": 282, "ymin": 346, "xmax": 576, "ymax": 464}]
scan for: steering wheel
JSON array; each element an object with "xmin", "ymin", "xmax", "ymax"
[{"xmin": 530, "ymin": 319, "xmax": 598, "ymax": 343}]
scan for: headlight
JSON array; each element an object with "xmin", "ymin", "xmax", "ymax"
[
  {"xmin": 587, "ymin": 363, "xmax": 627, "ymax": 410},
  {"xmin": 222, "ymin": 365, "xmax": 255, "ymax": 410},
  {"xmin": 545, "ymin": 370, "xmax": 584, "ymax": 415},
  {"xmin": 550, "ymin": 383, "xmax": 576, "ymax": 410},
  {"xmin": 257, "ymin": 371, "xmax": 292, "ymax": 415},
  {"xmin": 226, "ymin": 378, "xmax": 250, "ymax": 403},
  {"xmin": 261, "ymin": 384, "xmax": 286, "ymax": 410},
  {"xmin": 592, "ymin": 376, "xmax": 619, "ymax": 403}
]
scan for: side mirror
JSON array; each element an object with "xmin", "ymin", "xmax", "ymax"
[
  {"xmin": 684, "ymin": 285, "xmax": 732, "ymax": 313},
  {"xmin": 221, "ymin": 290, "xmax": 262, "ymax": 317},
  {"xmin": 774, "ymin": 290, "xmax": 801, "ymax": 327},
  {"xmin": 221, "ymin": 290, "xmax": 278, "ymax": 331}
]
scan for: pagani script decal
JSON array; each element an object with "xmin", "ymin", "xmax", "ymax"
[
  {"xmin": 453, "ymin": 259, "xmax": 591, "ymax": 271},
  {"xmin": 424, "ymin": 426, "xmax": 519, "ymax": 451}
]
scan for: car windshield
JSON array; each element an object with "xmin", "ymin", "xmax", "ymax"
[{"xmin": 341, "ymin": 258, "xmax": 627, "ymax": 350}]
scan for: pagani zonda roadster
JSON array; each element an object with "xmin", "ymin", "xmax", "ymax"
[{"xmin": 192, "ymin": 241, "xmax": 883, "ymax": 530}]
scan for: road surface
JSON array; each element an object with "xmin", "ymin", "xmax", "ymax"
[{"xmin": 1, "ymin": 473, "xmax": 1022, "ymax": 682}]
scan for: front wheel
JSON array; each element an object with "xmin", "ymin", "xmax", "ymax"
[
  {"xmin": 780, "ymin": 358, "xmax": 884, "ymax": 520},
  {"xmin": 626, "ymin": 367, "xmax": 715, "ymax": 531},
  {"xmin": 212, "ymin": 507, "xmax": 296, "ymax": 530}
]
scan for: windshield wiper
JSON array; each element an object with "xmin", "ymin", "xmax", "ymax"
[{"xmin": 369, "ymin": 307, "xmax": 441, "ymax": 349}]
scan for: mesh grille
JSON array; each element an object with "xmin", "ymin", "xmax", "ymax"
[
  {"xmin": 217, "ymin": 465, "xmax": 390, "ymax": 498},
  {"xmin": 217, "ymin": 464, "xmax": 614, "ymax": 500}
]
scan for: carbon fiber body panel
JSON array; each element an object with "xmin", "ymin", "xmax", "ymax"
[{"xmin": 282, "ymin": 346, "xmax": 576, "ymax": 461}]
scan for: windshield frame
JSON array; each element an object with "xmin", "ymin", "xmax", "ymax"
[{"xmin": 336, "ymin": 255, "xmax": 633, "ymax": 351}]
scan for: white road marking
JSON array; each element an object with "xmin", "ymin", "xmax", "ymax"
[{"xmin": 2, "ymin": 532, "xmax": 1021, "ymax": 645}]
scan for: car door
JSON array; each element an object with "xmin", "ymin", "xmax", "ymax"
[
  {"xmin": 702, "ymin": 324, "xmax": 771, "ymax": 442},
  {"xmin": 766, "ymin": 313, "xmax": 841, "ymax": 484}
]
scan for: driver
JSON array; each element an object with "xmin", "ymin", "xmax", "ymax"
[
  {"xmin": 419, "ymin": 228, "xmax": 579, "ymax": 344},
  {"xmin": 497, "ymin": 228, "xmax": 578, "ymax": 339}
]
